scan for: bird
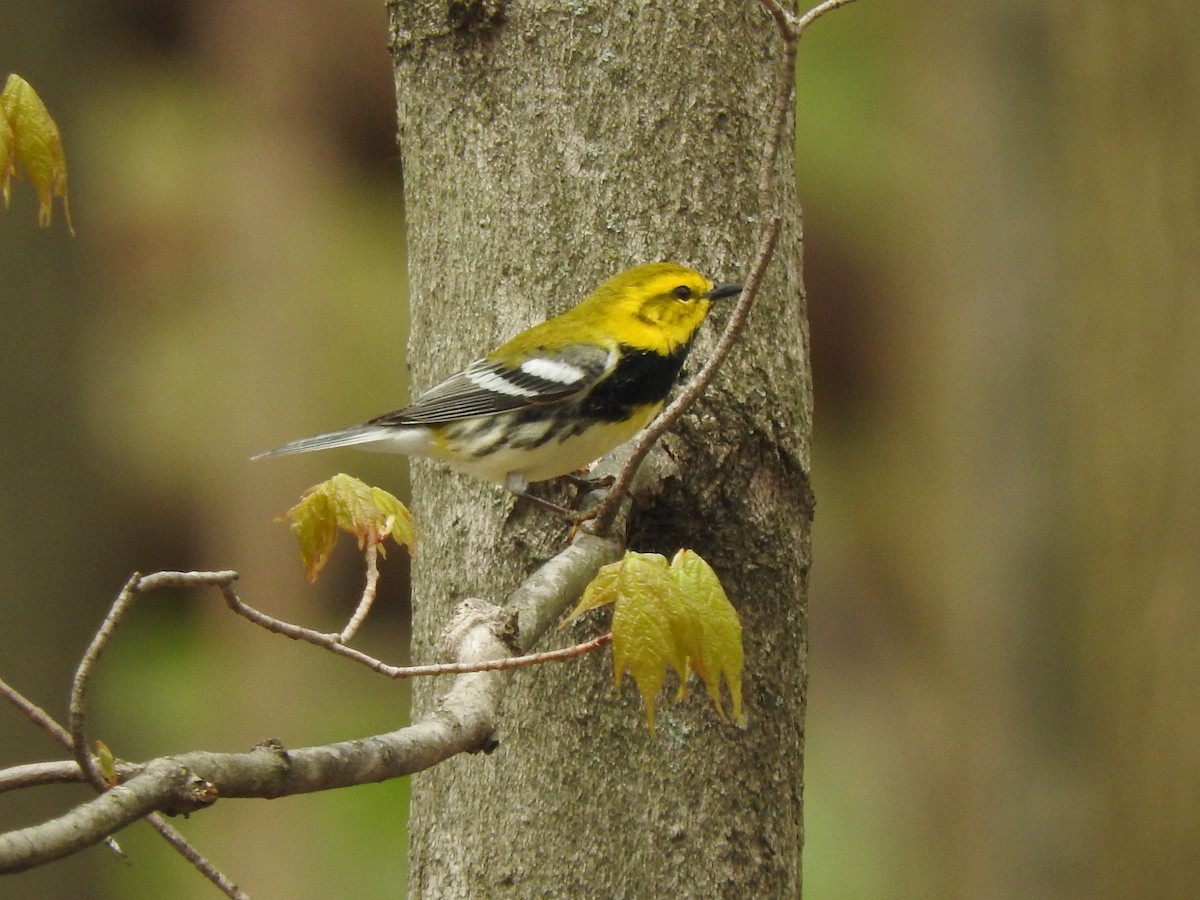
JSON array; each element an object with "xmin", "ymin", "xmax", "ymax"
[{"xmin": 254, "ymin": 262, "xmax": 742, "ymax": 509}]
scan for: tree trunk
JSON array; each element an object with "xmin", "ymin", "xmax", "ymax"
[{"xmin": 390, "ymin": 2, "xmax": 813, "ymax": 896}]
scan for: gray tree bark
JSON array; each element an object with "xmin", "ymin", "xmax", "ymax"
[{"xmin": 390, "ymin": 1, "xmax": 813, "ymax": 896}]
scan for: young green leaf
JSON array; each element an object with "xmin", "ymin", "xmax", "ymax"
[
  {"xmin": 606, "ymin": 553, "xmax": 692, "ymax": 733},
  {"xmin": 0, "ymin": 108, "xmax": 14, "ymax": 206},
  {"xmin": 281, "ymin": 474, "xmax": 416, "ymax": 581},
  {"xmin": 563, "ymin": 558, "xmax": 623, "ymax": 622},
  {"xmin": 569, "ymin": 549, "xmax": 745, "ymax": 733},
  {"xmin": 1, "ymin": 74, "xmax": 73, "ymax": 234},
  {"xmin": 284, "ymin": 489, "xmax": 339, "ymax": 581},
  {"xmin": 94, "ymin": 740, "xmax": 119, "ymax": 787},
  {"xmin": 669, "ymin": 549, "xmax": 746, "ymax": 728}
]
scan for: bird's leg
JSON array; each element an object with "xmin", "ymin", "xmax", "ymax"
[
  {"xmin": 558, "ymin": 471, "xmax": 615, "ymax": 492},
  {"xmin": 505, "ymin": 471, "xmax": 577, "ymax": 518},
  {"xmin": 512, "ymin": 489, "xmax": 577, "ymax": 518}
]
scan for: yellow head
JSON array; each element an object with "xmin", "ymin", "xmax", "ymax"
[
  {"xmin": 568, "ymin": 262, "xmax": 741, "ymax": 356},
  {"xmin": 490, "ymin": 262, "xmax": 742, "ymax": 362}
]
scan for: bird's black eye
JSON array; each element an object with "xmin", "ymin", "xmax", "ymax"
[{"xmin": 672, "ymin": 285, "xmax": 693, "ymax": 300}]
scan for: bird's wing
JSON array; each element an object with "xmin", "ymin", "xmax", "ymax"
[{"xmin": 371, "ymin": 342, "xmax": 615, "ymax": 426}]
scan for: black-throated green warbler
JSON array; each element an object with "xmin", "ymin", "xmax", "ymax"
[{"xmin": 255, "ymin": 262, "xmax": 742, "ymax": 503}]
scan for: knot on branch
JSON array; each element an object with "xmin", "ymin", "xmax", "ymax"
[
  {"xmin": 440, "ymin": 599, "xmax": 520, "ymax": 661},
  {"xmin": 131, "ymin": 759, "xmax": 219, "ymax": 818}
]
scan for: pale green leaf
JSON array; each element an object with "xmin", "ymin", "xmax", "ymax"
[
  {"xmin": 562, "ymin": 559, "xmax": 623, "ymax": 624},
  {"xmin": 95, "ymin": 740, "xmax": 119, "ymax": 787},
  {"xmin": 1, "ymin": 74, "xmax": 73, "ymax": 233},
  {"xmin": 281, "ymin": 474, "xmax": 415, "ymax": 581},
  {"xmin": 0, "ymin": 107, "xmax": 13, "ymax": 207},
  {"xmin": 670, "ymin": 549, "xmax": 745, "ymax": 727},
  {"xmin": 284, "ymin": 490, "xmax": 337, "ymax": 581},
  {"xmin": 609, "ymin": 552, "xmax": 689, "ymax": 733}
]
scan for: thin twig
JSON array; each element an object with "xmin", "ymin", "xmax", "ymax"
[
  {"xmin": 61, "ymin": 570, "xmax": 245, "ymax": 893},
  {"xmin": 68, "ymin": 571, "xmax": 240, "ymax": 791},
  {"xmin": 794, "ymin": 0, "xmax": 859, "ymax": 37},
  {"xmin": 758, "ymin": 0, "xmax": 858, "ymax": 202},
  {"xmin": 221, "ymin": 583, "xmax": 406, "ymax": 674},
  {"xmin": 0, "ymin": 676, "xmax": 72, "ymax": 749},
  {"xmin": 68, "ymin": 573, "xmax": 143, "ymax": 792},
  {"xmin": 757, "ymin": 0, "xmax": 801, "ymax": 202},
  {"xmin": 760, "ymin": 0, "xmax": 859, "ymax": 39},
  {"xmin": 587, "ymin": 0, "xmax": 856, "ymax": 536},
  {"xmin": 338, "ymin": 542, "xmax": 381, "ymax": 644},
  {"xmin": 222, "ymin": 578, "xmax": 610, "ymax": 678},
  {"xmin": 146, "ymin": 815, "xmax": 249, "ymax": 900},
  {"xmin": 414, "ymin": 632, "xmax": 612, "ymax": 676}
]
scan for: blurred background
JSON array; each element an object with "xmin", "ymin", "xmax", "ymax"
[{"xmin": 2, "ymin": 1, "xmax": 1196, "ymax": 898}]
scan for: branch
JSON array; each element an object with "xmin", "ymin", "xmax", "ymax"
[
  {"xmin": 219, "ymin": 532, "xmax": 621, "ymax": 678},
  {"xmin": 0, "ymin": 598, "xmax": 514, "ymax": 874},
  {"xmin": 0, "ymin": 761, "xmax": 84, "ymax": 792},
  {"xmin": 0, "ymin": 521, "xmax": 625, "ymax": 875},
  {"xmin": 0, "ymin": 675, "xmax": 72, "ymax": 748}
]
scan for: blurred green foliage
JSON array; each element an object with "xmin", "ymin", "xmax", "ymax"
[{"xmin": 2, "ymin": 1, "xmax": 410, "ymax": 897}]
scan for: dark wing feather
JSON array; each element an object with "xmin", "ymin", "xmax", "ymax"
[{"xmin": 370, "ymin": 342, "xmax": 614, "ymax": 426}]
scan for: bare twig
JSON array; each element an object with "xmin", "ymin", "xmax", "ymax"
[
  {"xmin": 146, "ymin": 815, "xmax": 249, "ymax": 900},
  {"xmin": 337, "ymin": 542, "xmax": 381, "ymax": 644},
  {"xmin": 0, "ymin": 599, "xmax": 523, "ymax": 875},
  {"xmin": 69, "ymin": 571, "xmax": 240, "ymax": 793},
  {"xmin": 221, "ymin": 582, "xmax": 426, "ymax": 675},
  {"xmin": 0, "ymin": 761, "xmax": 84, "ymax": 792},
  {"xmin": 794, "ymin": 0, "xmax": 859, "ymax": 36},
  {"xmin": 429, "ymin": 632, "xmax": 612, "ymax": 674},
  {"xmin": 60, "ymin": 570, "xmax": 245, "ymax": 891},
  {"xmin": 758, "ymin": 0, "xmax": 860, "ymax": 198},
  {"xmin": 760, "ymin": 0, "xmax": 859, "ymax": 39},
  {"xmin": 0, "ymin": 676, "xmax": 72, "ymax": 749},
  {"xmin": 757, "ymin": 1, "xmax": 802, "ymax": 202},
  {"xmin": 69, "ymin": 573, "xmax": 141, "ymax": 792},
  {"xmin": 220, "ymin": 530, "xmax": 622, "ymax": 679},
  {"xmin": 225, "ymin": 573, "xmax": 611, "ymax": 679}
]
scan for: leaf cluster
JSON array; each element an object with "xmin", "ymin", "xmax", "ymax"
[
  {"xmin": 567, "ymin": 550, "xmax": 745, "ymax": 733},
  {"xmin": 282, "ymin": 473, "xmax": 417, "ymax": 581}
]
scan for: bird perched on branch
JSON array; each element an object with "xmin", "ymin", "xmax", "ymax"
[{"xmin": 254, "ymin": 262, "xmax": 742, "ymax": 509}]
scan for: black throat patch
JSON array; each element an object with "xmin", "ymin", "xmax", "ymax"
[{"xmin": 578, "ymin": 343, "xmax": 692, "ymax": 422}]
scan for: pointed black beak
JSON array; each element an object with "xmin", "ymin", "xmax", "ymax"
[{"xmin": 708, "ymin": 282, "xmax": 744, "ymax": 301}]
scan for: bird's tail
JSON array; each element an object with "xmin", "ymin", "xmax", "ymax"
[{"xmin": 251, "ymin": 425, "xmax": 403, "ymax": 460}]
